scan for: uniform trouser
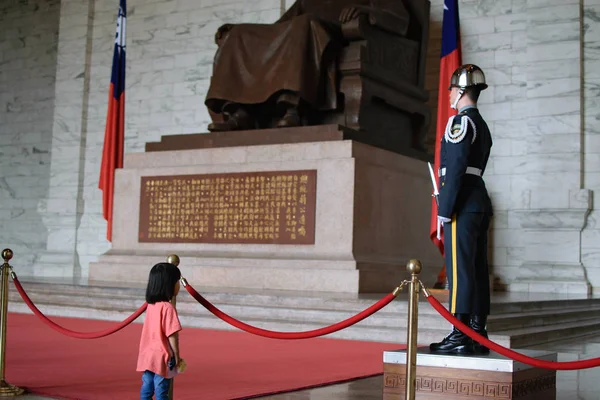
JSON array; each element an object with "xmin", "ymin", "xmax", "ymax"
[{"xmin": 444, "ymin": 210, "xmax": 491, "ymax": 316}]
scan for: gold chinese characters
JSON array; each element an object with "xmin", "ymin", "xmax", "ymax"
[{"xmin": 139, "ymin": 171, "xmax": 316, "ymax": 244}]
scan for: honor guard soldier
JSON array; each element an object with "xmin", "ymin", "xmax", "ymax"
[{"xmin": 430, "ymin": 64, "xmax": 494, "ymax": 355}]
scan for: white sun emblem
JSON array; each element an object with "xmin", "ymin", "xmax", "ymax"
[{"xmin": 115, "ymin": 6, "xmax": 126, "ymax": 50}]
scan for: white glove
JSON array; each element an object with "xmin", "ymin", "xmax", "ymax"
[
  {"xmin": 438, "ymin": 216, "xmax": 451, "ymax": 224},
  {"xmin": 436, "ymin": 216, "xmax": 451, "ymax": 240}
]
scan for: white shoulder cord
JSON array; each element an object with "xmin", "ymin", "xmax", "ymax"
[{"xmin": 444, "ymin": 115, "xmax": 477, "ymax": 144}]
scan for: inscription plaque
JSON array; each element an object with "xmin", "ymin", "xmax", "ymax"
[{"xmin": 138, "ymin": 170, "xmax": 317, "ymax": 244}]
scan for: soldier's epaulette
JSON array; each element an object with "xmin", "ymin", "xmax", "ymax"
[{"xmin": 444, "ymin": 114, "xmax": 477, "ymax": 144}]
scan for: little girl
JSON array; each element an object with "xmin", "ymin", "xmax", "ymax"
[{"xmin": 137, "ymin": 262, "xmax": 183, "ymax": 400}]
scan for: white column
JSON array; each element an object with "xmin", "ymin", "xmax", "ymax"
[
  {"xmin": 36, "ymin": 0, "xmax": 94, "ymax": 280},
  {"xmin": 508, "ymin": 1, "xmax": 591, "ymax": 294}
]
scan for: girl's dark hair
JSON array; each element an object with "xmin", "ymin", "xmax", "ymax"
[{"xmin": 145, "ymin": 262, "xmax": 181, "ymax": 304}]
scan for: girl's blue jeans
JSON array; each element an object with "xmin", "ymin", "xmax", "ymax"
[{"xmin": 140, "ymin": 370, "xmax": 171, "ymax": 400}]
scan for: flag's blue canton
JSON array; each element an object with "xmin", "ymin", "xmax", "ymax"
[
  {"xmin": 441, "ymin": 0, "xmax": 459, "ymax": 58},
  {"xmin": 111, "ymin": 0, "xmax": 126, "ymax": 99}
]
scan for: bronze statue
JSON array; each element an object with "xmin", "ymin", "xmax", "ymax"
[{"xmin": 205, "ymin": 0, "xmax": 431, "ymax": 156}]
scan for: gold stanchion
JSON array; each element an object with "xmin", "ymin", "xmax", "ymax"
[
  {"xmin": 0, "ymin": 249, "xmax": 24, "ymax": 396},
  {"xmin": 404, "ymin": 259, "xmax": 421, "ymax": 400},
  {"xmin": 166, "ymin": 254, "xmax": 180, "ymax": 400}
]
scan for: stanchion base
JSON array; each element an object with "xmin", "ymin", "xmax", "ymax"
[
  {"xmin": 382, "ymin": 347, "xmax": 557, "ymax": 400},
  {"xmin": 0, "ymin": 380, "xmax": 25, "ymax": 396}
]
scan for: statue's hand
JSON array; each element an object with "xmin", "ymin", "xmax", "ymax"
[
  {"xmin": 215, "ymin": 23, "xmax": 234, "ymax": 44},
  {"xmin": 339, "ymin": 7, "xmax": 361, "ymax": 23}
]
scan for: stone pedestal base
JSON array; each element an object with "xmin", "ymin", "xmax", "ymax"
[
  {"xmin": 383, "ymin": 348, "xmax": 557, "ymax": 400},
  {"xmin": 89, "ymin": 129, "xmax": 440, "ymax": 293}
]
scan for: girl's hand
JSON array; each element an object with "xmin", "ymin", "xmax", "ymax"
[{"xmin": 177, "ymin": 358, "xmax": 187, "ymax": 373}]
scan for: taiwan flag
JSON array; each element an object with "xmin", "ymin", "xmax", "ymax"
[
  {"xmin": 431, "ymin": 0, "xmax": 462, "ymax": 260},
  {"xmin": 99, "ymin": 0, "xmax": 126, "ymax": 242}
]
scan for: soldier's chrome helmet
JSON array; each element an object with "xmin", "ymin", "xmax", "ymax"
[{"xmin": 448, "ymin": 64, "xmax": 488, "ymax": 91}]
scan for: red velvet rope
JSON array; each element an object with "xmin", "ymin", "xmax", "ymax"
[
  {"xmin": 427, "ymin": 295, "xmax": 600, "ymax": 370},
  {"xmin": 12, "ymin": 275, "xmax": 147, "ymax": 339},
  {"xmin": 185, "ymin": 282, "xmax": 397, "ymax": 339}
]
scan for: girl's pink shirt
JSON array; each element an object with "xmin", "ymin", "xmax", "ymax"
[{"xmin": 136, "ymin": 301, "xmax": 182, "ymax": 378}]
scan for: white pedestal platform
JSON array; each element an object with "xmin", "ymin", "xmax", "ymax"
[
  {"xmin": 383, "ymin": 347, "xmax": 557, "ymax": 399},
  {"xmin": 89, "ymin": 139, "xmax": 440, "ymax": 293}
]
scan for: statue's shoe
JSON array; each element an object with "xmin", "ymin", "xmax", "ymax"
[
  {"xmin": 208, "ymin": 120, "xmax": 239, "ymax": 132},
  {"xmin": 275, "ymin": 111, "xmax": 301, "ymax": 128},
  {"xmin": 208, "ymin": 109, "xmax": 254, "ymax": 132}
]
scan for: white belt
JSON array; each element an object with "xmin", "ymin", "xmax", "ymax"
[{"xmin": 438, "ymin": 167, "xmax": 482, "ymax": 177}]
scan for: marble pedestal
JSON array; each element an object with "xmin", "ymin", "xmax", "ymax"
[
  {"xmin": 89, "ymin": 138, "xmax": 440, "ymax": 293},
  {"xmin": 383, "ymin": 348, "xmax": 557, "ymax": 399}
]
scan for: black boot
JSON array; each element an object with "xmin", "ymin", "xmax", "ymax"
[
  {"xmin": 470, "ymin": 314, "xmax": 490, "ymax": 355},
  {"xmin": 430, "ymin": 313, "xmax": 474, "ymax": 355}
]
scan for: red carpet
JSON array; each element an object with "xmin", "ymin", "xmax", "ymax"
[{"xmin": 6, "ymin": 313, "xmax": 403, "ymax": 399}]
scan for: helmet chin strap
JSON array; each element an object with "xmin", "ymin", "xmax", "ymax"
[{"xmin": 451, "ymin": 89, "xmax": 464, "ymax": 110}]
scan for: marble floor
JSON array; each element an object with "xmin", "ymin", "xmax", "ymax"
[{"xmin": 14, "ymin": 333, "xmax": 600, "ymax": 400}]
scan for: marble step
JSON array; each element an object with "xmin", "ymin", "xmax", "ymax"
[
  {"xmin": 9, "ymin": 285, "xmax": 599, "ymax": 333},
  {"xmin": 5, "ymin": 284, "xmax": 473, "ymax": 345},
  {"xmin": 487, "ymin": 306, "xmax": 600, "ymax": 331},
  {"xmin": 6, "ymin": 289, "xmax": 447, "ymax": 329},
  {"xmin": 13, "ymin": 298, "xmax": 599, "ymax": 349},
  {"xmin": 13, "ymin": 280, "xmax": 600, "ymax": 315},
  {"xmin": 496, "ymin": 319, "xmax": 600, "ymax": 348},
  {"xmin": 8, "ymin": 281, "xmax": 431, "ymax": 313},
  {"xmin": 489, "ymin": 297, "xmax": 600, "ymax": 314},
  {"xmin": 6, "ymin": 300, "xmax": 455, "ymax": 346},
  {"xmin": 18, "ymin": 294, "xmax": 598, "ymax": 349}
]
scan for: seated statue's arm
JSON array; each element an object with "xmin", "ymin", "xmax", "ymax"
[
  {"xmin": 365, "ymin": 6, "xmax": 410, "ymax": 37},
  {"xmin": 369, "ymin": 0, "xmax": 410, "ymax": 20},
  {"xmin": 340, "ymin": 1, "xmax": 410, "ymax": 37}
]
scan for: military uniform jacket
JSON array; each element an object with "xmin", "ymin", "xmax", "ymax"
[{"xmin": 438, "ymin": 107, "xmax": 493, "ymax": 218}]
